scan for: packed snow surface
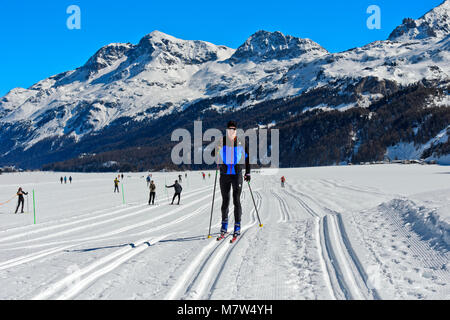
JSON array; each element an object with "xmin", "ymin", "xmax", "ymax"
[{"xmin": 0, "ymin": 164, "xmax": 448, "ymax": 300}]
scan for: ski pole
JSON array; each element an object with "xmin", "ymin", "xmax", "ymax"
[
  {"xmin": 121, "ymin": 183, "xmax": 125, "ymax": 205},
  {"xmin": 27, "ymin": 194, "xmax": 29, "ymax": 214},
  {"xmin": 164, "ymin": 176, "xmax": 170, "ymax": 204},
  {"xmin": 207, "ymin": 166, "xmax": 219, "ymax": 239},
  {"xmin": 247, "ymin": 181, "xmax": 263, "ymax": 227}
]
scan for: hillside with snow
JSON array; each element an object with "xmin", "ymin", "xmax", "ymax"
[{"xmin": 0, "ymin": 1, "xmax": 449, "ymax": 169}]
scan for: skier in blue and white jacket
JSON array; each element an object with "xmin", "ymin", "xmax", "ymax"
[{"xmin": 216, "ymin": 120, "xmax": 250, "ymax": 239}]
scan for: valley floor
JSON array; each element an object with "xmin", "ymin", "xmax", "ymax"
[{"xmin": 0, "ymin": 164, "xmax": 448, "ymax": 300}]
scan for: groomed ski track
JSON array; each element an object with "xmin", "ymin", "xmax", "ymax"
[{"xmin": 0, "ymin": 167, "xmax": 448, "ymax": 300}]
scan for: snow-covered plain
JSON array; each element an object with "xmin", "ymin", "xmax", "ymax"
[{"xmin": 0, "ymin": 164, "xmax": 448, "ymax": 300}]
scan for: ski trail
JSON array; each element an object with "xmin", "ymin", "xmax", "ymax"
[
  {"xmin": 33, "ymin": 194, "xmax": 222, "ymax": 300},
  {"xmin": 271, "ymin": 190, "xmax": 290, "ymax": 222},
  {"xmin": 206, "ymin": 193, "xmax": 261, "ymax": 299},
  {"xmin": 322, "ymin": 214, "xmax": 367, "ymax": 299},
  {"xmin": 34, "ymin": 234, "xmax": 171, "ymax": 300},
  {"xmin": 165, "ymin": 190, "xmax": 262, "ymax": 300},
  {"xmin": 1, "ymin": 190, "xmax": 220, "ymax": 271},
  {"xmin": 0, "ymin": 185, "xmax": 213, "ymax": 245},
  {"xmin": 0, "ymin": 184, "xmax": 212, "ymax": 236},
  {"xmin": 186, "ymin": 192, "xmax": 261, "ymax": 300},
  {"xmin": 283, "ymin": 183, "xmax": 375, "ymax": 300},
  {"xmin": 164, "ymin": 207, "xmax": 236, "ymax": 301}
]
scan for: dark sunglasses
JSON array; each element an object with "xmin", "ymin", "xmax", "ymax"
[{"xmin": 227, "ymin": 127, "xmax": 237, "ymax": 131}]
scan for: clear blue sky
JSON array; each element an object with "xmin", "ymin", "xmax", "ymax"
[{"xmin": 0, "ymin": 0, "xmax": 443, "ymax": 97}]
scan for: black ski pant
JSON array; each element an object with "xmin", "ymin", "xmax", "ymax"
[
  {"xmin": 171, "ymin": 192, "xmax": 181, "ymax": 204},
  {"xmin": 15, "ymin": 197, "xmax": 25, "ymax": 213},
  {"xmin": 114, "ymin": 185, "xmax": 119, "ymax": 193},
  {"xmin": 149, "ymin": 192, "xmax": 156, "ymax": 204},
  {"xmin": 220, "ymin": 173, "xmax": 243, "ymax": 227}
]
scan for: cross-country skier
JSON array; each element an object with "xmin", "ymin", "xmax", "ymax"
[
  {"xmin": 178, "ymin": 174, "xmax": 182, "ymax": 183},
  {"xmin": 114, "ymin": 177, "xmax": 120, "ymax": 193},
  {"xmin": 146, "ymin": 174, "xmax": 151, "ymax": 187},
  {"xmin": 149, "ymin": 180, "xmax": 156, "ymax": 205},
  {"xmin": 216, "ymin": 120, "xmax": 250, "ymax": 242},
  {"xmin": 60, "ymin": 177, "xmax": 63, "ymax": 184},
  {"xmin": 165, "ymin": 180, "xmax": 182, "ymax": 205},
  {"xmin": 281, "ymin": 176, "xmax": 286, "ymax": 188},
  {"xmin": 15, "ymin": 187, "xmax": 28, "ymax": 214},
  {"xmin": 64, "ymin": 176, "xmax": 67, "ymax": 184},
  {"xmin": 69, "ymin": 176, "xmax": 72, "ymax": 184}
]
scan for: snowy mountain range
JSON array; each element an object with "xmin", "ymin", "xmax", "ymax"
[{"xmin": 1, "ymin": 1, "xmax": 449, "ymax": 170}]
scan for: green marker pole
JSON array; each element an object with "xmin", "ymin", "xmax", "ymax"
[
  {"xmin": 122, "ymin": 183, "xmax": 125, "ymax": 205},
  {"xmin": 164, "ymin": 176, "xmax": 169, "ymax": 203},
  {"xmin": 33, "ymin": 189, "xmax": 36, "ymax": 224}
]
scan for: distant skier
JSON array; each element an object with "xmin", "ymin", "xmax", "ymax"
[
  {"xmin": 114, "ymin": 177, "xmax": 120, "ymax": 193},
  {"xmin": 202, "ymin": 172, "xmax": 206, "ymax": 180},
  {"xmin": 215, "ymin": 120, "xmax": 250, "ymax": 242},
  {"xmin": 15, "ymin": 187, "xmax": 28, "ymax": 214},
  {"xmin": 146, "ymin": 175, "xmax": 151, "ymax": 187},
  {"xmin": 121, "ymin": 173, "xmax": 124, "ymax": 179},
  {"xmin": 64, "ymin": 176, "xmax": 67, "ymax": 184},
  {"xmin": 165, "ymin": 180, "xmax": 182, "ymax": 205},
  {"xmin": 149, "ymin": 180, "xmax": 156, "ymax": 205},
  {"xmin": 208, "ymin": 172, "xmax": 211, "ymax": 178},
  {"xmin": 178, "ymin": 174, "xmax": 182, "ymax": 183},
  {"xmin": 69, "ymin": 176, "xmax": 72, "ymax": 184},
  {"xmin": 185, "ymin": 173, "xmax": 187, "ymax": 179},
  {"xmin": 281, "ymin": 176, "xmax": 286, "ymax": 188},
  {"xmin": 60, "ymin": 177, "xmax": 63, "ymax": 184}
]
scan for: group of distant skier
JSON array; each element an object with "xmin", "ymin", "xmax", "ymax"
[{"xmin": 60, "ymin": 176, "xmax": 72, "ymax": 184}]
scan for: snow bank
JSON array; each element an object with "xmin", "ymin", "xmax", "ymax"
[{"xmin": 379, "ymin": 199, "xmax": 450, "ymax": 250}]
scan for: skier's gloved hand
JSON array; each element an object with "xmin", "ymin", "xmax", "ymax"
[{"xmin": 244, "ymin": 174, "xmax": 251, "ymax": 182}]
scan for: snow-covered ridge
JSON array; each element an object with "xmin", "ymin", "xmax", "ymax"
[
  {"xmin": 229, "ymin": 30, "xmax": 328, "ymax": 63},
  {"xmin": 0, "ymin": 1, "xmax": 449, "ymax": 156},
  {"xmin": 389, "ymin": 0, "xmax": 450, "ymax": 41}
]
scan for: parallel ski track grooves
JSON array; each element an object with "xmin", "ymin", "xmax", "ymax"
[
  {"xmin": 165, "ymin": 190, "xmax": 262, "ymax": 300},
  {"xmin": 0, "ymin": 183, "xmax": 212, "ymax": 235},
  {"xmin": 206, "ymin": 192, "xmax": 262, "ymax": 299},
  {"xmin": 322, "ymin": 214, "xmax": 354, "ymax": 299},
  {"xmin": 282, "ymin": 186, "xmax": 335, "ymax": 299},
  {"xmin": 334, "ymin": 212, "xmax": 381, "ymax": 300},
  {"xmin": 34, "ymin": 193, "xmax": 223, "ymax": 300},
  {"xmin": 33, "ymin": 234, "xmax": 172, "ymax": 300},
  {"xmin": 284, "ymin": 183, "xmax": 375, "ymax": 300},
  {"xmin": 282, "ymin": 187, "xmax": 318, "ymax": 218},
  {"xmin": 0, "ymin": 184, "xmax": 213, "ymax": 245},
  {"xmin": 0, "ymin": 187, "xmax": 221, "ymax": 272},
  {"xmin": 318, "ymin": 179, "xmax": 397, "ymax": 198},
  {"xmin": 271, "ymin": 190, "xmax": 290, "ymax": 222}
]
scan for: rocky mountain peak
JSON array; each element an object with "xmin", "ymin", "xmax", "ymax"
[
  {"xmin": 389, "ymin": 0, "xmax": 450, "ymax": 41},
  {"xmin": 229, "ymin": 30, "xmax": 328, "ymax": 63}
]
